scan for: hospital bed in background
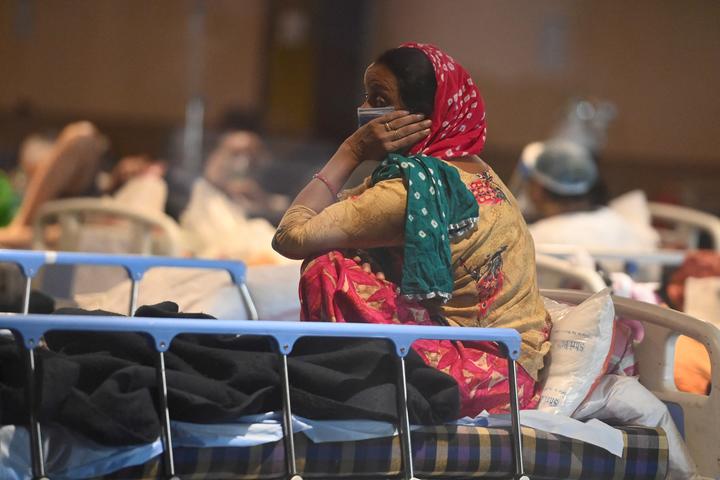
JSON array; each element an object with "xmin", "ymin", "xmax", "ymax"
[
  {"xmin": 29, "ymin": 197, "xmax": 187, "ymax": 296},
  {"xmin": 31, "ymin": 197, "xmax": 184, "ymax": 256},
  {"xmin": 0, "ymin": 249, "xmax": 257, "ymax": 319},
  {"xmin": 649, "ymin": 202, "xmax": 720, "ymax": 251},
  {"xmin": 535, "ymin": 202, "xmax": 720, "ymax": 284},
  {"xmin": 535, "ymin": 253, "xmax": 607, "ymax": 292},
  {"xmin": 2, "ymin": 250, "xmax": 719, "ymax": 479}
]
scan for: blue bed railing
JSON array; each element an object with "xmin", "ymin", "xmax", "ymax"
[
  {"xmin": 0, "ymin": 249, "xmax": 257, "ymax": 319},
  {"xmin": 0, "ymin": 250, "xmax": 528, "ymax": 480}
]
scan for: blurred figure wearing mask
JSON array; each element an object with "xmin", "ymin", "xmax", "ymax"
[
  {"xmin": 518, "ymin": 139, "xmax": 659, "ymax": 252},
  {"xmin": 180, "ymin": 131, "xmax": 291, "ymax": 264},
  {"xmin": 203, "ymin": 131, "xmax": 289, "ymax": 222}
]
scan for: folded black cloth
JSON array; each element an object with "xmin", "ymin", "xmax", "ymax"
[{"xmin": 0, "ymin": 302, "xmax": 459, "ymax": 446}]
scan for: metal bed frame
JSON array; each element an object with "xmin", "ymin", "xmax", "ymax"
[
  {"xmin": 535, "ymin": 253, "xmax": 607, "ymax": 292},
  {"xmin": 32, "ymin": 197, "xmax": 185, "ymax": 257},
  {"xmin": 0, "ymin": 249, "xmax": 528, "ymax": 480},
  {"xmin": 543, "ymin": 289, "xmax": 720, "ymax": 479}
]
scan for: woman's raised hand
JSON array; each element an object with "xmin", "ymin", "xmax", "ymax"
[{"xmin": 343, "ymin": 111, "xmax": 431, "ymax": 163}]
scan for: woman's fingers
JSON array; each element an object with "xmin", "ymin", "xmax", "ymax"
[
  {"xmin": 351, "ymin": 254, "xmax": 386, "ymax": 281},
  {"xmin": 394, "ymin": 119, "xmax": 432, "ymax": 139},
  {"xmin": 386, "ymin": 113, "xmax": 427, "ymax": 130},
  {"xmin": 371, "ymin": 110, "xmax": 410, "ymax": 124},
  {"xmin": 389, "ymin": 128, "xmax": 431, "ymax": 151}
]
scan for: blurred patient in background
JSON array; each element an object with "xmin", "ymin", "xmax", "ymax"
[
  {"xmin": 517, "ymin": 140, "xmax": 659, "ymax": 253},
  {"xmin": 202, "ymin": 131, "xmax": 289, "ymax": 222},
  {"xmin": 0, "ymin": 121, "xmax": 108, "ymax": 248},
  {"xmin": 180, "ymin": 131, "xmax": 291, "ymax": 264},
  {"xmin": 98, "ymin": 154, "xmax": 169, "ymax": 213}
]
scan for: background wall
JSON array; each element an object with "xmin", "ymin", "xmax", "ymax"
[
  {"xmin": 0, "ymin": 0, "xmax": 266, "ymax": 123},
  {"xmin": 367, "ymin": 0, "xmax": 720, "ymax": 166}
]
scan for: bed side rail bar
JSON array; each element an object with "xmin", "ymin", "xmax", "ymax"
[
  {"xmin": 0, "ymin": 249, "xmax": 258, "ymax": 320},
  {"xmin": 535, "ymin": 243, "xmax": 687, "ymax": 266},
  {"xmin": 648, "ymin": 202, "xmax": 720, "ymax": 251},
  {"xmin": 32, "ymin": 197, "xmax": 185, "ymax": 257},
  {"xmin": 1, "ymin": 315, "xmax": 524, "ymax": 480}
]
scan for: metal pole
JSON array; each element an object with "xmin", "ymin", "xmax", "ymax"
[
  {"xmin": 26, "ymin": 347, "xmax": 47, "ymax": 480},
  {"xmin": 22, "ymin": 277, "xmax": 31, "ymax": 315},
  {"xmin": 396, "ymin": 355, "xmax": 415, "ymax": 480},
  {"xmin": 181, "ymin": 0, "xmax": 206, "ymax": 176},
  {"xmin": 22, "ymin": 278, "xmax": 48, "ymax": 479},
  {"xmin": 280, "ymin": 353, "xmax": 300, "ymax": 478},
  {"xmin": 155, "ymin": 350, "xmax": 178, "ymax": 480},
  {"xmin": 507, "ymin": 357, "xmax": 528, "ymax": 480},
  {"xmin": 238, "ymin": 283, "xmax": 259, "ymax": 321},
  {"xmin": 128, "ymin": 279, "xmax": 139, "ymax": 316}
]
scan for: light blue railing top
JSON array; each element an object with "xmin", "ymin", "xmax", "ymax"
[
  {"xmin": 0, "ymin": 314, "xmax": 521, "ymax": 359},
  {"xmin": 0, "ymin": 249, "xmax": 247, "ymax": 284}
]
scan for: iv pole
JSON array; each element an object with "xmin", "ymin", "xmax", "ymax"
[{"xmin": 181, "ymin": 0, "xmax": 206, "ymax": 176}]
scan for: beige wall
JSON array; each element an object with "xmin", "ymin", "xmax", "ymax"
[
  {"xmin": 368, "ymin": 0, "xmax": 720, "ymax": 165},
  {"xmin": 0, "ymin": 0, "xmax": 267, "ymax": 124}
]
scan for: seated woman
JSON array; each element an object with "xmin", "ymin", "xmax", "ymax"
[{"xmin": 273, "ymin": 43, "xmax": 551, "ymax": 416}]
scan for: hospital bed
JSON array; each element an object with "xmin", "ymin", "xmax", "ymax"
[
  {"xmin": 2, "ymin": 251, "xmax": 718, "ymax": 479},
  {"xmin": 648, "ymin": 202, "xmax": 720, "ymax": 251},
  {"xmin": 535, "ymin": 202, "xmax": 720, "ymax": 283},
  {"xmin": 535, "ymin": 253, "xmax": 607, "ymax": 292},
  {"xmin": 543, "ymin": 289, "xmax": 720, "ymax": 479},
  {"xmin": 31, "ymin": 197, "xmax": 184, "ymax": 256}
]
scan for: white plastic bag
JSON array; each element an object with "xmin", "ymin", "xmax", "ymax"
[
  {"xmin": 538, "ymin": 289, "xmax": 614, "ymax": 415},
  {"xmin": 573, "ymin": 375, "xmax": 701, "ymax": 480}
]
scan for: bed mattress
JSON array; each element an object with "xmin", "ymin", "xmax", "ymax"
[{"xmin": 98, "ymin": 424, "xmax": 667, "ymax": 480}]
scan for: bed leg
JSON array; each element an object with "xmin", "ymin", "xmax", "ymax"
[
  {"xmin": 21, "ymin": 277, "xmax": 49, "ymax": 479},
  {"xmin": 238, "ymin": 283, "xmax": 259, "ymax": 321},
  {"xmin": 507, "ymin": 356, "xmax": 529, "ymax": 480},
  {"xmin": 396, "ymin": 355, "xmax": 416, "ymax": 480},
  {"xmin": 25, "ymin": 346, "xmax": 49, "ymax": 480},
  {"xmin": 279, "ymin": 353, "xmax": 301, "ymax": 480},
  {"xmin": 155, "ymin": 350, "xmax": 179, "ymax": 480},
  {"xmin": 128, "ymin": 279, "xmax": 139, "ymax": 316}
]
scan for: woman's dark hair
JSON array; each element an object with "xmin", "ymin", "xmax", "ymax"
[{"xmin": 375, "ymin": 47, "xmax": 437, "ymax": 117}]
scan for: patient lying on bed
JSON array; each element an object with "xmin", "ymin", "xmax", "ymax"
[{"xmin": 0, "ymin": 121, "xmax": 108, "ymax": 248}]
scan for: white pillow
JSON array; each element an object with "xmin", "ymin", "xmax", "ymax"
[{"xmin": 538, "ymin": 288, "xmax": 615, "ymax": 416}]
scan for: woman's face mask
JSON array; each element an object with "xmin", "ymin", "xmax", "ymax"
[{"xmin": 357, "ymin": 106, "xmax": 395, "ymax": 129}]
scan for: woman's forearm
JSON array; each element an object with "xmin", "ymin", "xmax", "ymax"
[{"xmin": 290, "ymin": 143, "xmax": 360, "ymax": 213}]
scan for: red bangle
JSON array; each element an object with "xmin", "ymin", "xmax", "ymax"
[{"xmin": 313, "ymin": 173, "xmax": 338, "ymax": 198}]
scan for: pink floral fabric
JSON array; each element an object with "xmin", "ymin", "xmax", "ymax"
[{"xmin": 299, "ymin": 251, "xmax": 540, "ymax": 416}]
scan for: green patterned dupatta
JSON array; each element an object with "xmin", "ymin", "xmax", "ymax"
[{"xmin": 370, "ymin": 154, "xmax": 479, "ymax": 302}]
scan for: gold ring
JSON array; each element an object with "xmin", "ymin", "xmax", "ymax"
[
  {"xmin": 393, "ymin": 129, "xmax": 400, "ymax": 140},
  {"xmin": 384, "ymin": 122, "xmax": 393, "ymax": 132}
]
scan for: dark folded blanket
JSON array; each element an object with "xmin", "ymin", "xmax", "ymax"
[{"xmin": 0, "ymin": 302, "xmax": 459, "ymax": 446}]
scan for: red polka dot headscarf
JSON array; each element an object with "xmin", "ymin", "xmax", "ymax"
[{"xmin": 402, "ymin": 42, "xmax": 487, "ymax": 160}]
